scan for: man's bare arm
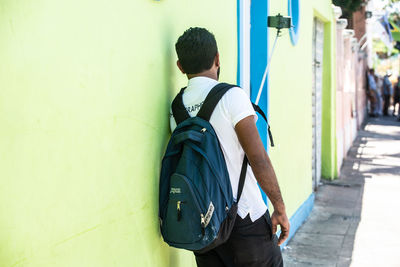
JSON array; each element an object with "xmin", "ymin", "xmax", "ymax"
[{"xmin": 235, "ymin": 115, "xmax": 290, "ymax": 245}]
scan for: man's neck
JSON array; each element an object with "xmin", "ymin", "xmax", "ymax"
[{"xmin": 187, "ymin": 70, "xmax": 218, "ymax": 81}]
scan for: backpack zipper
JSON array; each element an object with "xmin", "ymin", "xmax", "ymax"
[
  {"xmin": 179, "ymin": 175, "xmax": 206, "ymax": 235},
  {"xmin": 177, "ymin": 200, "xmax": 186, "ymax": 221},
  {"xmin": 200, "ymin": 214, "xmax": 206, "ymax": 235}
]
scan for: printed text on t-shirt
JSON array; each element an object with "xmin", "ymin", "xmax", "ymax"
[{"xmin": 186, "ymin": 101, "xmax": 204, "ymax": 113}]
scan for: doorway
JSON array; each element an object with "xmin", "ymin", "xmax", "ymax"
[{"xmin": 312, "ymin": 18, "xmax": 324, "ymax": 190}]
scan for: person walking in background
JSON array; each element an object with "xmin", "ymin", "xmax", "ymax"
[
  {"xmin": 393, "ymin": 76, "xmax": 400, "ymax": 118},
  {"xmin": 376, "ymin": 74, "xmax": 384, "ymax": 116},
  {"xmin": 367, "ymin": 69, "xmax": 381, "ymax": 117},
  {"xmin": 382, "ymin": 72, "xmax": 393, "ymax": 116},
  {"xmin": 367, "ymin": 70, "xmax": 377, "ymax": 116}
]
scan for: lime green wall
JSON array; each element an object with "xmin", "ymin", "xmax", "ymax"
[
  {"xmin": 314, "ymin": 5, "xmax": 337, "ymax": 180},
  {"xmin": 268, "ymin": 0, "xmax": 336, "ymax": 217},
  {"xmin": 0, "ymin": 1, "xmax": 237, "ymax": 266},
  {"xmin": 321, "ymin": 20, "xmax": 338, "ymax": 180}
]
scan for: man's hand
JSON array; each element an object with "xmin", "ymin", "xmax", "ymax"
[{"xmin": 270, "ymin": 210, "xmax": 290, "ymax": 246}]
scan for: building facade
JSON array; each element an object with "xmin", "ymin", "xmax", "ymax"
[
  {"xmin": 266, "ymin": 0, "xmax": 337, "ymax": 244},
  {"xmin": 0, "ymin": 0, "xmax": 362, "ymax": 266},
  {"xmin": 0, "ymin": 1, "xmax": 237, "ymax": 266},
  {"xmin": 335, "ymin": 5, "xmax": 368, "ymax": 176}
]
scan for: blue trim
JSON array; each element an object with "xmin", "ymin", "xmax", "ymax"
[
  {"xmin": 250, "ymin": 0, "xmax": 269, "ymax": 148},
  {"xmin": 277, "ymin": 193, "xmax": 315, "ymax": 249},
  {"xmin": 288, "ymin": 0, "xmax": 300, "ymax": 45},
  {"xmin": 250, "ymin": 0, "xmax": 269, "ymax": 204}
]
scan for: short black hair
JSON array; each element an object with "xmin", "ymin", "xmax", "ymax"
[{"xmin": 175, "ymin": 27, "xmax": 218, "ymax": 74}]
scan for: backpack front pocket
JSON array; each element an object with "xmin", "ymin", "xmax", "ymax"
[{"xmin": 163, "ymin": 173, "xmax": 206, "ymax": 244}]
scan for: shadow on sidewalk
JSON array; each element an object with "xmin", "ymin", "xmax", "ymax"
[{"xmin": 283, "ymin": 116, "xmax": 400, "ymax": 266}]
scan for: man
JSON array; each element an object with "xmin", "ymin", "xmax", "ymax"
[
  {"xmin": 382, "ymin": 73, "xmax": 393, "ymax": 116},
  {"xmin": 171, "ymin": 27, "xmax": 289, "ymax": 267},
  {"xmin": 366, "ymin": 70, "xmax": 377, "ymax": 116},
  {"xmin": 367, "ymin": 69, "xmax": 382, "ymax": 117}
]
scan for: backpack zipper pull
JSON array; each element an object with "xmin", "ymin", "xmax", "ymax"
[
  {"xmin": 177, "ymin": 201, "xmax": 182, "ymax": 221},
  {"xmin": 200, "ymin": 214, "xmax": 206, "ymax": 235}
]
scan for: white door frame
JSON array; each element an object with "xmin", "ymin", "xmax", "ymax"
[
  {"xmin": 238, "ymin": 0, "xmax": 251, "ymax": 96},
  {"xmin": 312, "ymin": 18, "xmax": 324, "ymax": 190}
]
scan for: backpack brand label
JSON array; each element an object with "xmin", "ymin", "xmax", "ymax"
[
  {"xmin": 170, "ymin": 187, "xmax": 181, "ymax": 194},
  {"xmin": 204, "ymin": 202, "xmax": 214, "ymax": 227}
]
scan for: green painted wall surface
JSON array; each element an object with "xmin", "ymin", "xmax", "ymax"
[
  {"xmin": 0, "ymin": 1, "xmax": 237, "ymax": 266},
  {"xmin": 321, "ymin": 20, "xmax": 338, "ymax": 180},
  {"xmin": 268, "ymin": 1, "xmax": 336, "ymax": 217}
]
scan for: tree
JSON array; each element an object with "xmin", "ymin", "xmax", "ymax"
[{"xmin": 333, "ymin": 0, "xmax": 365, "ymax": 19}]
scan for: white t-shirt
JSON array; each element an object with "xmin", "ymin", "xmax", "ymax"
[{"xmin": 170, "ymin": 76, "xmax": 267, "ymax": 222}]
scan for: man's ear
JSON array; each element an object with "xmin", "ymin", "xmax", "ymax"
[
  {"xmin": 214, "ymin": 53, "xmax": 220, "ymax": 68},
  {"xmin": 177, "ymin": 60, "xmax": 186, "ymax": 74}
]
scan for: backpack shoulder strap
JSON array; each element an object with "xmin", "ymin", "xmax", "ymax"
[
  {"xmin": 171, "ymin": 87, "xmax": 190, "ymax": 125},
  {"xmin": 197, "ymin": 82, "xmax": 248, "ymax": 202},
  {"xmin": 236, "ymin": 156, "xmax": 248, "ymax": 202},
  {"xmin": 197, "ymin": 83, "xmax": 236, "ymax": 121},
  {"xmin": 252, "ymin": 103, "xmax": 275, "ymax": 147}
]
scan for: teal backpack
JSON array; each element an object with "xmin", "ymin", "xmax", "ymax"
[{"xmin": 159, "ymin": 83, "xmax": 273, "ymax": 253}]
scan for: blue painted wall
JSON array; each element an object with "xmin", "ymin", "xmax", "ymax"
[
  {"xmin": 250, "ymin": 0, "xmax": 269, "ymax": 147},
  {"xmin": 250, "ymin": 0, "xmax": 269, "ymax": 203},
  {"xmin": 239, "ymin": 0, "xmax": 316, "ymax": 247}
]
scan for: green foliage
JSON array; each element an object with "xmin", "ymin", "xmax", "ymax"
[{"xmin": 373, "ymin": 39, "xmax": 399, "ymax": 59}]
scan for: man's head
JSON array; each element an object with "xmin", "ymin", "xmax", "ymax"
[
  {"xmin": 175, "ymin": 27, "xmax": 220, "ymax": 79},
  {"xmin": 369, "ymin": 69, "xmax": 375, "ymax": 75}
]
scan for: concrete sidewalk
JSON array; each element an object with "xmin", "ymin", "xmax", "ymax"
[{"xmin": 282, "ymin": 116, "xmax": 400, "ymax": 267}]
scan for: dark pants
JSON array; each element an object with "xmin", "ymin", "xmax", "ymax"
[
  {"xmin": 194, "ymin": 212, "xmax": 283, "ymax": 267},
  {"xmin": 393, "ymin": 96, "xmax": 400, "ymax": 116},
  {"xmin": 383, "ymin": 94, "xmax": 391, "ymax": 115}
]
